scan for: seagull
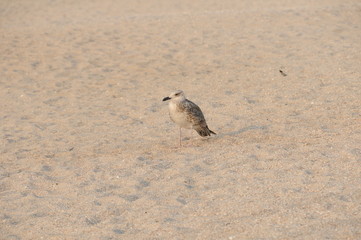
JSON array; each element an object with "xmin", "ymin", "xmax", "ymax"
[{"xmin": 162, "ymin": 90, "xmax": 216, "ymax": 146}]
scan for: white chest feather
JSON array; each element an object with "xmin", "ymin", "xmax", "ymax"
[{"xmin": 168, "ymin": 101, "xmax": 193, "ymax": 129}]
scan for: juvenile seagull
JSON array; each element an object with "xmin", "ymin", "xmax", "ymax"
[{"xmin": 163, "ymin": 90, "xmax": 216, "ymax": 146}]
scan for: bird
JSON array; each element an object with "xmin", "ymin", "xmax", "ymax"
[{"xmin": 162, "ymin": 90, "xmax": 216, "ymax": 146}]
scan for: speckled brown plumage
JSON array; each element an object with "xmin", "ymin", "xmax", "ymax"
[{"xmin": 163, "ymin": 90, "xmax": 216, "ymax": 139}]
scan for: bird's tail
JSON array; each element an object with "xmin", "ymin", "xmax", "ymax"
[
  {"xmin": 209, "ymin": 128, "xmax": 216, "ymax": 135},
  {"xmin": 195, "ymin": 125, "xmax": 216, "ymax": 137}
]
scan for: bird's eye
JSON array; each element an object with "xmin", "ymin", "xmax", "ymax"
[{"xmin": 175, "ymin": 93, "xmax": 179, "ymax": 96}]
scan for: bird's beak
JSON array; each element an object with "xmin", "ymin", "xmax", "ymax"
[{"xmin": 162, "ymin": 97, "xmax": 171, "ymax": 101}]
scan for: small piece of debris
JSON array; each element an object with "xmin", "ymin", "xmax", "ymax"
[{"xmin": 279, "ymin": 69, "xmax": 287, "ymax": 76}]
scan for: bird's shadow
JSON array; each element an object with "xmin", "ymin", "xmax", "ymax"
[
  {"xmin": 179, "ymin": 125, "xmax": 269, "ymax": 146},
  {"xmin": 215, "ymin": 125, "xmax": 269, "ymax": 138}
]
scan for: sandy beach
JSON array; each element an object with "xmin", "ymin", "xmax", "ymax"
[{"xmin": 1, "ymin": 0, "xmax": 361, "ymax": 239}]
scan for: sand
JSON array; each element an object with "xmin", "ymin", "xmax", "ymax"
[{"xmin": 1, "ymin": 0, "xmax": 361, "ymax": 239}]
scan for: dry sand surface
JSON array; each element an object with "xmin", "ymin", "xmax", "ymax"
[{"xmin": 1, "ymin": 0, "xmax": 361, "ymax": 239}]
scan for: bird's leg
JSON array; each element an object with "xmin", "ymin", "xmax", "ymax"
[{"xmin": 179, "ymin": 127, "xmax": 182, "ymax": 147}]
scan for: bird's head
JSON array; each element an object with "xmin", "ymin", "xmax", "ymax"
[{"xmin": 162, "ymin": 90, "xmax": 185, "ymax": 102}]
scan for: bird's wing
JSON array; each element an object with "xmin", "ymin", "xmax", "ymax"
[
  {"xmin": 182, "ymin": 100, "xmax": 207, "ymax": 126},
  {"xmin": 180, "ymin": 99, "xmax": 215, "ymax": 137}
]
